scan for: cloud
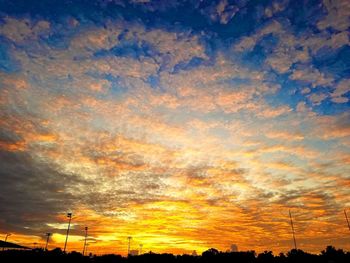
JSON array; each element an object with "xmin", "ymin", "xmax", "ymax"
[
  {"xmin": 296, "ymin": 101, "xmax": 311, "ymax": 113},
  {"xmin": 213, "ymin": 0, "xmax": 239, "ymax": 24},
  {"xmin": 314, "ymin": 112, "xmax": 350, "ymax": 139},
  {"xmin": 0, "ymin": 149, "xmax": 84, "ymax": 234},
  {"xmin": 264, "ymin": 0, "xmax": 289, "ymax": 18},
  {"xmin": 300, "ymin": 31, "xmax": 349, "ymax": 56},
  {"xmin": 130, "ymin": 27, "xmax": 207, "ymax": 70},
  {"xmin": 69, "ymin": 24, "xmax": 122, "ymax": 52},
  {"xmin": 317, "ymin": 0, "xmax": 350, "ymax": 31},
  {"xmin": 256, "ymin": 105, "xmax": 291, "ymax": 118},
  {"xmin": 331, "ymin": 79, "xmax": 350, "ymax": 103},
  {"xmin": 0, "ymin": 4, "xmax": 349, "ymax": 254},
  {"xmin": 0, "ymin": 17, "xmax": 50, "ymax": 43},
  {"xmin": 264, "ymin": 130, "xmax": 304, "ymax": 141},
  {"xmin": 233, "ymin": 14, "xmax": 348, "ymax": 77},
  {"xmin": 233, "ymin": 20, "xmax": 283, "ymax": 52},
  {"xmin": 158, "ymin": 53, "xmax": 280, "ymax": 115},
  {"xmin": 290, "ymin": 66, "xmax": 333, "ymax": 87},
  {"xmin": 301, "ymin": 87, "xmax": 311, "ymax": 95},
  {"xmin": 265, "ymin": 43, "xmax": 309, "ymax": 74},
  {"xmin": 233, "ymin": 20, "xmax": 311, "ymax": 74},
  {"xmin": 308, "ymin": 92, "xmax": 328, "ymax": 105},
  {"xmin": 301, "ymin": 78, "xmax": 349, "ymax": 105}
]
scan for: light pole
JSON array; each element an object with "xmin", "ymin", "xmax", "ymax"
[
  {"xmin": 45, "ymin": 233, "xmax": 52, "ymax": 251},
  {"xmin": 127, "ymin": 236, "xmax": 132, "ymax": 256},
  {"xmin": 4, "ymin": 234, "xmax": 11, "ymax": 242},
  {"xmin": 345, "ymin": 209, "xmax": 350, "ymax": 232},
  {"xmin": 82, "ymin": 226, "xmax": 88, "ymax": 256},
  {"xmin": 63, "ymin": 212, "xmax": 72, "ymax": 253},
  {"xmin": 289, "ymin": 210, "xmax": 297, "ymax": 250},
  {"xmin": 85, "ymin": 243, "xmax": 89, "ymax": 257},
  {"xmin": 3, "ymin": 234, "xmax": 11, "ymax": 251}
]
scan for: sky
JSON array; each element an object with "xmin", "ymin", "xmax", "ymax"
[{"xmin": 0, "ymin": 0, "xmax": 349, "ymax": 256}]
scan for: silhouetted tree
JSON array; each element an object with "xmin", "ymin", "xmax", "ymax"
[
  {"xmin": 202, "ymin": 248, "xmax": 219, "ymax": 257},
  {"xmin": 257, "ymin": 250, "xmax": 274, "ymax": 263},
  {"xmin": 321, "ymin": 246, "xmax": 347, "ymax": 263},
  {"xmin": 0, "ymin": 245, "xmax": 349, "ymax": 263}
]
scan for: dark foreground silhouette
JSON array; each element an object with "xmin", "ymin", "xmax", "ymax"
[{"xmin": 0, "ymin": 246, "xmax": 349, "ymax": 263}]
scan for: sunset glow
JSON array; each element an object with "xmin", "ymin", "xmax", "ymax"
[{"xmin": 0, "ymin": 0, "xmax": 349, "ymax": 256}]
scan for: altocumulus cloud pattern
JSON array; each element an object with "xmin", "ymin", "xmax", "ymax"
[{"xmin": 0, "ymin": 0, "xmax": 349, "ymax": 255}]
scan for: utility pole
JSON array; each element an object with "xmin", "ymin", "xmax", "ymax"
[
  {"xmin": 345, "ymin": 209, "xmax": 350, "ymax": 232},
  {"xmin": 289, "ymin": 209, "xmax": 297, "ymax": 250},
  {"xmin": 63, "ymin": 212, "xmax": 72, "ymax": 253},
  {"xmin": 83, "ymin": 226, "xmax": 88, "ymax": 256},
  {"xmin": 45, "ymin": 233, "xmax": 52, "ymax": 251},
  {"xmin": 127, "ymin": 236, "xmax": 132, "ymax": 256}
]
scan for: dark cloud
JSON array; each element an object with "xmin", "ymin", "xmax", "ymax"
[
  {"xmin": 0, "ymin": 147, "xmax": 86, "ymax": 234},
  {"xmin": 0, "ymin": 143, "xmax": 170, "ymax": 234}
]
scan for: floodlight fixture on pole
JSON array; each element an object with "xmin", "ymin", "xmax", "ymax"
[
  {"xmin": 63, "ymin": 212, "xmax": 72, "ymax": 253},
  {"xmin": 45, "ymin": 233, "xmax": 52, "ymax": 251},
  {"xmin": 83, "ymin": 226, "xmax": 88, "ymax": 256}
]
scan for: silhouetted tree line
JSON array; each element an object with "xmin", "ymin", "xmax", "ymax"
[{"xmin": 0, "ymin": 246, "xmax": 349, "ymax": 263}]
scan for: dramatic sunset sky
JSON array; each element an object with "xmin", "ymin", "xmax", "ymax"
[{"xmin": 0, "ymin": 0, "xmax": 349, "ymax": 256}]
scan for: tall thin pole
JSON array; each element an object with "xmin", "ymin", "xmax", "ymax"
[
  {"xmin": 345, "ymin": 209, "xmax": 350, "ymax": 231},
  {"xmin": 127, "ymin": 236, "xmax": 132, "ymax": 256},
  {"xmin": 85, "ymin": 244, "xmax": 89, "ymax": 257},
  {"xmin": 64, "ymin": 212, "xmax": 72, "ymax": 253},
  {"xmin": 3, "ymin": 234, "xmax": 11, "ymax": 251},
  {"xmin": 4, "ymin": 234, "xmax": 11, "ymax": 242},
  {"xmin": 45, "ymin": 233, "xmax": 52, "ymax": 251},
  {"xmin": 83, "ymin": 227, "xmax": 88, "ymax": 256},
  {"xmin": 289, "ymin": 209, "xmax": 297, "ymax": 250},
  {"xmin": 139, "ymin": 244, "xmax": 143, "ymax": 255}
]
